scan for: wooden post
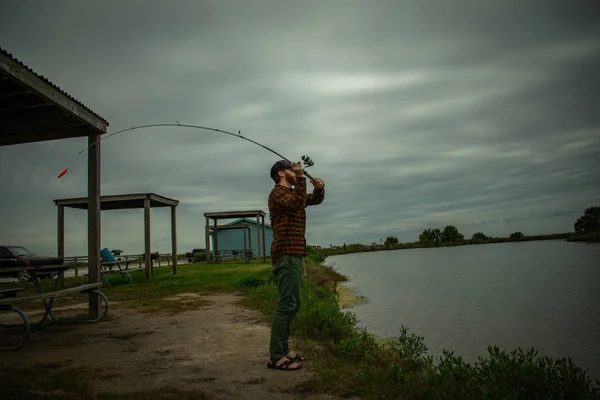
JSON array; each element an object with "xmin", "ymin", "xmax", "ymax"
[
  {"xmin": 256, "ymin": 214, "xmax": 261, "ymax": 262},
  {"xmin": 205, "ymin": 216, "xmax": 211, "ymax": 263},
  {"xmin": 87, "ymin": 132, "xmax": 101, "ymax": 317},
  {"xmin": 144, "ymin": 196, "xmax": 151, "ymax": 281},
  {"xmin": 171, "ymin": 205, "xmax": 177, "ymax": 275},
  {"xmin": 261, "ymin": 214, "xmax": 267, "ymax": 263},
  {"xmin": 57, "ymin": 205, "xmax": 65, "ymax": 287},
  {"xmin": 213, "ymin": 218, "xmax": 219, "ymax": 263}
]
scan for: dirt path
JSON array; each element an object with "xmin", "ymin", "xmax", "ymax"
[{"xmin": 0, "ymin": 292, "xmax": 350, "ymax": 399}]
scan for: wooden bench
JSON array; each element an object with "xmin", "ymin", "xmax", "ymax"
[
  {"xmin": 116, "ymin": 267, "xmax": 145, "ymax": 284},
  {"xmin": 0, "ymin": 282, "xmax": 109, "ymax": 351},
  {"xmin": 81, "ymin": 259, "xmax": 140, "ymax": 286},
  {"xmin": 0, "ymin": 288, "xmax": 26, "ymax": 298}
]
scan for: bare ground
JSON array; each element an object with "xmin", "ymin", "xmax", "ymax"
[{"xmin": 0, "ymin": 292, "xmax": 353, "ymax": 400}]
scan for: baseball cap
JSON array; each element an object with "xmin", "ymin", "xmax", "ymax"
[{"xmin": 270, "ymin": 159, "xmax": 291, "ymax": 179}]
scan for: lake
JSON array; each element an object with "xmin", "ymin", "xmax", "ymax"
[{"xmin": 325, "ymin": 240, "xmax": 600, "ymax": 380}]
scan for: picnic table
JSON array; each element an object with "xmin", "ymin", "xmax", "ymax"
[
  {"xmin": 0, "ymin": 264, "xmax": 109, "ymax": 351},
  {"xmin": 214, "ymin": 249, "xmax": 254, "ymax": 263},
  {"xmin": 80, "ymin": 259, "xmax": 143, "ymax": 286}
]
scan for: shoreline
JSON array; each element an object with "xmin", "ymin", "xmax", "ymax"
[
  {"xmin": 335, "ymin": 283, "xmax": 398, "ymax": 346},
  {"xmin": 336, "ymin": 283, "xmax": 368, "ymax": 308}
]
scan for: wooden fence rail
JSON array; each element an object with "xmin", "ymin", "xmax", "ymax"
[{"xmin": 62, "ymin": 253, "xmax": 189, "ymax": 277}]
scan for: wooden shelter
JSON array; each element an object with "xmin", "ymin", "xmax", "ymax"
[
  {"xmin": 53, "ymin": 193, "xmax": 179, "ymax": 280},
  {"xmin": 204, "ymin": 210, "xmax": 267, "ymax": 263},
  {"xmin": 0, "ymin": 46, "xmax": 108, "ymax": 316}
]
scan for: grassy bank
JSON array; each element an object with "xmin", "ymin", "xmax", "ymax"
[
  {"xmin": 318, "ymin": 232, "xmax": 579, "ymax": 258},
  {"xmin": 2, "ymin": 257, "xmax": 599, "ymax": 399},
  {"xmin": 236, "ymin": 251, "xmax": 600, "ymax": 400}
]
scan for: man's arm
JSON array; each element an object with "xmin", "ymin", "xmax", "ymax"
[
  {"xmin": 270, "ymin": 177, "xmax": 307, "ymax": 211},
  {"xmin": 306, "ymin": 178, "xmax": 325, "ymax": 206},
  {"xmin": 306, "ymin": 187, "xmax": 325, "ymax": 206}
]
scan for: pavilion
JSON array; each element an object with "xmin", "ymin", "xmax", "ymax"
[
  {"xmin": 53, "ymin": 193, "xmax": 179, "ymax": 281},
  {"xmin": 0, "ymin": 46, "xmax": 107, "ymax": 316},
  {"xmin": 204, "ymin": 210, "xmax": 267, "ymax": 263}
]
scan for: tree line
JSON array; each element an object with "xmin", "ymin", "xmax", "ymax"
[{"xmin": 316, "ymin": 205, "xmax": 599, "ymax": 257}]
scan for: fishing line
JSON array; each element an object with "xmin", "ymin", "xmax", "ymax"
[
  {"xmin": 78, "ymin": 122, "xmax": 291, "ymax": 161},
  {"xmin": 77, "ymin": 122, "xmax": 317, "ymax": 181}
]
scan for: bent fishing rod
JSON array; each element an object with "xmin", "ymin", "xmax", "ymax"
[{"xmin": 78, "ymin": 123, "xmax": 317, "ymax": 182}]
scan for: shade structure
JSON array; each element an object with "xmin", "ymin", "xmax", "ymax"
[
  {"xmin": 203, "ymin": 210, "xmax": 267, "ymax": 263},
  {"xmin": 54, "ymin": 193, "xmax": 180, "ymax": 280},
  {"xmin": 1, "ymin": 46, "xmax": 109, "ymax": 317}
]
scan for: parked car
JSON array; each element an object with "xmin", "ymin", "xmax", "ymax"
[
  {"xmin": 0, "ymin": 245, "xmax": 64, "ymax": 278},
  {"xmin": 185, "ymin": 248, "xmax": 206, "ymax": 262}
]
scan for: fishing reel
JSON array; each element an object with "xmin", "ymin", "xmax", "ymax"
[
  {"xmin": 300, "ymin": 155, "xmax": 317, "ymax": 183},
  {"xmin": 301, "ymin": 155, "xmax": 314, "ymax": 169}
]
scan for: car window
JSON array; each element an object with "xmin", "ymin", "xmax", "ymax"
[
  {"xmin": 6, "ymin": 246, "xmax": 34, "ymax": 256},
  {"xmin": 0, "ymin": 247, "xmax": 11, "ymax": 258}
]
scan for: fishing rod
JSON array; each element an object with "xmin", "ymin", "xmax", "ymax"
[{"xmin": 78, "ymin": 122, "xmax": 317, "ymax": 182}]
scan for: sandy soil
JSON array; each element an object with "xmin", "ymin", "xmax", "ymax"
[{"xmin": 0, "ymin": 292, "xmax": 356, "ymax": 400}]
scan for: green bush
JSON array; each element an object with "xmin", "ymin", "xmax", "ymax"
[
  {"xmin": 238, "ymin": 264, "xmax": 600, "ymax": 399},
  {"xmin": 192, "ymin": 251, "xmax": 213, "ymax": 262}
]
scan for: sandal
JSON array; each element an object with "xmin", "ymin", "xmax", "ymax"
[
  {"xmin": 267, "ymin": 357, "xmax": 302, "ymax": 371},
  {"xmin": 287, "ymin": 352, "xmax": 305, "ymax": 362}
]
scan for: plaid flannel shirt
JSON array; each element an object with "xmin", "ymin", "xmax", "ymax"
[{"xmin": 268, "ymin": 176, "xmax": 325, "ymax": 265}]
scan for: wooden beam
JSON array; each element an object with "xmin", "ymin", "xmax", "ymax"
[
  {"xmin": 205, "ymin": 216, "xmax": 211, "ymax": 263},
  {"xmin": 87, "ymin": 133, "xmax": 101, "ymax": 317},
  {"xmin": 261, "ymin": 214, "xmax": 267, "ymax": 262},
  {"xmin": 213, "ymin": 218, "xmax": 219, "ymax": 263},
  {"xmin": 57, "ymin": 205, "xmax": 65, "ymax": 288},
  {"xmin": 171, "ymin": 205, "xmax": 177, "ymax": 275},
  {"xmin": 0, "ymin": 104, "xmax": 67, "ymax": 123},
  {"xmin": 203, "ymin": 210, "xmax": 266, "ymax": 219},
  {"xmin": 57, "ymin": 205, "xmax": 64, "ymax": 260},
  {"xmin": 0, "ymin": 115, "xmax": 83, "ymax": 135},
  {"xmin": 0, "ymin": 125, "xmax": 93, "ymax": 147},
  {"xmin": 0, "ymin": 92, "xmax": 47, "ymax": 110},
  {"xmin": 52, "ymin": 193, "xmax": 179, "ymax": 209},
  {"xmin": 0, "ymin": 53, "xmax": 108, "ymax": 133},
  {"xmin": 144, "ymin": 196, "xmax": 151, "ymax": 281},
  {"xmin": 256, "ymin": 214, "xmax": 261, "ymax": 262}
]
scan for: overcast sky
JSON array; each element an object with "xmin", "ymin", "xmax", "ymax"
[{"xmin": 1, "ymin": 0, "xmax": 599, "ymax": 257}]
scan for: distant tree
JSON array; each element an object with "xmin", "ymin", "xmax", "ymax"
[
  {"xmin": 419, "ymin": 229, "xmax": 433, "ymax": 246},
  {"xmin": 471, "ymin": 232, "xmax": 488, "ymax": 241},
  {"xmin": 574, "ymin": 206, "xmax": 600, "ymax": 234},
  {"xmin": 441, "ymin": 225, "xmax": 465, "ymax": 243},
  {"xmin": 418, "ymin": 228, "xmax": 441, "ymax": 247},
  {"xmin": 432, "ymin": 228, "xmax": 441, "ymax": 246},
  {"xmin": 384, "ymin": 236, "xmax": 399, "ymax": 248},
  {"xmin": 509, "ymin": 231, "xmax": 524, "ymax": 239}
]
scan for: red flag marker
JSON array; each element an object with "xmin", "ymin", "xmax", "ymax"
[{"xmin": 58, "ymin": 169, "xmax": 68, "ymax": 178}]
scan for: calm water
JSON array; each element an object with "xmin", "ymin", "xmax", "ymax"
[{"xmin": 326, "ymin": 240, "xmax": 600, "ymax": 380}]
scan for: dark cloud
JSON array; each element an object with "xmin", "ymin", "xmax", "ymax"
[{"xmin": 1, "ymin": 0, "xmax": 599, "ymax": 255}]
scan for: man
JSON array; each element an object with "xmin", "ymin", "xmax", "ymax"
[{"xmin": 266, "ymin": 159, "xmax": 325, "ymax": 371}]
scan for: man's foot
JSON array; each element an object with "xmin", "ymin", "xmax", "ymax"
[
  {"xmin": 286, "ymin": 351, "xmax": 305, "ymax": 362},
  {"xmin": 267, "ymin": 357, "xmax": 302, "ymax": 371}
]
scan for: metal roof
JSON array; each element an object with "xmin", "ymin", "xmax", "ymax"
[
  {"xmin": 204, "ymin": 210, "xmax": 266, "ymax": 219},
  {"xmin": 53, "ymin": 193, "xmax": 179, "ymax": 210},
  {"xmin": 0, "ymin": 46, "xmax": 109, "ymax": 146},
  {"xmin": 0, "ymin": 46, "xmax": 108, "ymax": 123}
]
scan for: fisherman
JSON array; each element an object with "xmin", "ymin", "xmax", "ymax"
[{"xmin": 266, "ymin": 159, "xmax": 325, "ymax": 371}]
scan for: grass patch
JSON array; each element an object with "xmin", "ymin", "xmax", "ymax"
[
  {"xmin": 1, "ymin": 261, "xmax": 268, "ymax": 314},
  {"xmin": 0, "ymin": 359, "xmax": 209, "ymax": 400},
  {"xmin": 3, "ymin": 254, "xmax": 599, "ymax": 399}
]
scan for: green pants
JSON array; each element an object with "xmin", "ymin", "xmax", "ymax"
[{"xmin": 269, "ymin": 254, "xmax": 303, "ymax": 361}]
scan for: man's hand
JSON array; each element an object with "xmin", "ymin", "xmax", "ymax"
[
  {"xmin": 311, "ymin": 178, "xmax": 325, "ymax": 190},
  {"xmin": 290, "ymin": 162, "xmax": 304, "ymax": 177}
]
